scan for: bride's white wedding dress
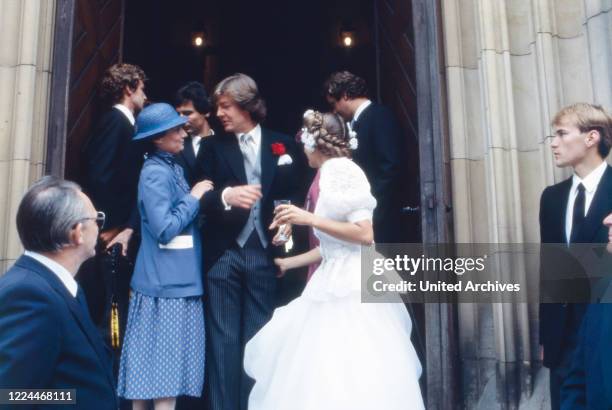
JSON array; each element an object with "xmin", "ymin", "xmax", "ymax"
[{"xmin": 244, "ymin": 157, "xmax": 425, "ymax": 410}]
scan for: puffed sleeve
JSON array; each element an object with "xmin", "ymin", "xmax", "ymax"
[{"xmin": 318, "ymin": 158, "xmax": 376, "ymax": 223}]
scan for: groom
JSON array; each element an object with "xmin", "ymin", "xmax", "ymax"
[{"xmin": 199, "ymin": 73, "xmax": 305, "ymax": 410}]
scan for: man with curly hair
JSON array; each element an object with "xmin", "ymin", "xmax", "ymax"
[
  {"xmin": 324, "ymin": 70, "xmax": 404, "ymax": 244},
  {"xmin": 80, "ymin": 63, "xmax": 147, "ymax": 364}
]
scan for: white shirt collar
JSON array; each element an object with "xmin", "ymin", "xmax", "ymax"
[
  {"xmin": 571, "ymin": 161, "xmax": 608, "ymax": 195},
  {"xmin": 353, "ymin": 99, "xmax": 372, "ymax": 123},
  {"xmin": 191, "ymin": 130, "xmax": 214, "ymax": 155},
  {"xmin": 24, "ymin": 251, "xmax": 78, "ymax": 297},
  {"xmin": 236, "ymin": 124, "xmax": 262, "ymax": 148},
  {"xmin": 113, "ymin": 104, "xmax": 135, "ymax": 126},
  {"xmin": 192, "ymin": 129, "xmax": 215, "ymax": 140}
]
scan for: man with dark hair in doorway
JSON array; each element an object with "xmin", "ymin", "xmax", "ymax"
[
  {"xmin": 200, "ymin": 73, "xmax": 305, "ymax": 410},
  {"xmin": 324, "ymin": 70, "xmax": 405, "ymax": 244},
  {"xmin": 175, "ymin": 81, "xmax": 215, "ymax": 187},
  {"xmin": 174, "ymin": 82, "xmax": 215, "ymax": 410},
  {"xmin": 539, "ymin": 102, "xmax": 612, "ymax": 409},
  {"xmin": 80, "ymin": 63, "xmax": 147, "ymax": 371}
]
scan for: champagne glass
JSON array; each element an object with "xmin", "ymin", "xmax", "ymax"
[{"xmin": 273, "ymin": 199, "xmax": 291, "ymax": 243}]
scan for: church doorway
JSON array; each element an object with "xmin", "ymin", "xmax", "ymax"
[{"xmin": 54, "ymin": 0, "xmax": 456, "ymax": 407}]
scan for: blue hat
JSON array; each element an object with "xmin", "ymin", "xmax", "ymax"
[{"xmin": 133, "ymin": 103, "xmax": 188, "ymax": 141}]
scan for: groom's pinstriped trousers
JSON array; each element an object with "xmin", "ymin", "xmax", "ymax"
[{"xmin": 205, "ymin": 231, "xmax": 278, "ymax": 410}]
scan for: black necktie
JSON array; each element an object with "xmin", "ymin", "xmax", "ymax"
[{"xmin": 570, "ymin": 183, "xmax": 585, "ymax": 243}]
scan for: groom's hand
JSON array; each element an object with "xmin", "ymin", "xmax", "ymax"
[{"xmin": 223, "ymin": 184, "xmax": 262, "ymax": 209}]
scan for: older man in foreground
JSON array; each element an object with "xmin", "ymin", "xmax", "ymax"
[{"xmin": 0, "ymin": 176, "xmax": 117, "ymax": 410}]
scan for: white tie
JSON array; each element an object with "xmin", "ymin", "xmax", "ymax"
[
  {"xmin": 192, "ymin": 136, "xmax": 201, "ymax": 156},
  {"xmin": 240, "ymin": 134, "xmax": 256, "ymax": 166}
]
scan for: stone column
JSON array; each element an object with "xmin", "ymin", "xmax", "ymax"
[
  {"xmin": 0, "ymin": 0, "xmax": 56, "ymax": 272},
  {"xmin": 584, "ymin": 0, "xmax": 612, "ymax": 105},
  {"xmin": 441, "ymin": 0, "xmax": 611, "ymax": 408}
]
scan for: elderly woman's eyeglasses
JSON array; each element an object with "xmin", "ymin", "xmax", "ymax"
[{"xmin": 76, "ymin": 211, "xmax": 106, "ymax": 230}]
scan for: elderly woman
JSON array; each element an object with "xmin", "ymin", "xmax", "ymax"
[{"xmin": 117, "ymin": 103, "xmax": 212, "ymax": 410}]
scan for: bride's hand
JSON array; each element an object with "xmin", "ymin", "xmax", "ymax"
[
  {"xmin": 271, "ymin": 224, "xmax": 292, "ymax": 246},
  {"xmin": 274, "ymin": 257, "xmax": 290, "ymax": 277},
  {"xmin": 270, "ymin": 204, "xmax": 315, "ymax": 228}
]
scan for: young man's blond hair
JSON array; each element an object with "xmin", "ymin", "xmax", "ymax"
[{"xmin": 552, "ymin": 103, "xmax": 612, "ymax": 158}]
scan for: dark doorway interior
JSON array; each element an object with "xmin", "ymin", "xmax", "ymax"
[
  {"xmin": 124, "ymin": 0, "xmax": 377, "ymax": 134},
  {"xmin": 122, "ymin": 0, "xmax": 421, "ymax": 241},
  {"xmin": 64, "ymin": 0, "xmax": 421, "ymax": 244}
]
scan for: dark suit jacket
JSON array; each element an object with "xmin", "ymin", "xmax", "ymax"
[
  {"xmin": 351, "ymin": 102, "xmax": 404, "ymax": 243},
  {"xmin": 199, "ymin": 128, "xmax": 306, "ymax": 269},
  {"xmin": 82, "ymin": 108, "xmax": 142, "ymax": 230},
  {"xmin": 0, "ymin": 256, "xmax": 117, "ymax": 410},
  {"xmin": 175, "ymin": 135, "xmax": 210, "ymax": 187},
  {"xmin": 539, "ymin": 165, "xmax": 612, "ymax": 368},
  {"xmin": 561, "ymin": 303, "xmax": 612, "ymax": 409}
]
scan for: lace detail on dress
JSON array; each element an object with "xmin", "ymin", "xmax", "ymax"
[
  {"xmin": 314, "ymin": 157, "xmax": 376, "ymax": 254},
  {"xmin": 305, "ymin": 158, "xmax": 377, "ymax": 300},
  {"xmin": 317, "ymin": 157, "xmax": 376, "ymax": 222}
]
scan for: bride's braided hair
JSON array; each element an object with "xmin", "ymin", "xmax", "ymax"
[{"xmin": 302, "ymin": 110, "xmax": 351, "ymax": 158}]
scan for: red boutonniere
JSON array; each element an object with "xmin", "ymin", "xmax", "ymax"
[{"xmin": 271, "ymin": 142, "xmax": 286, "ymax": 156}]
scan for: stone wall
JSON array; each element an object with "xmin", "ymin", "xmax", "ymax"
[
  {"xmin": 441, "ymin": 0, "xmax": 611, "ymax": 408},
  {"xmin": 0, "ymin": 0, "xmax": 56, "ymax": 272}
]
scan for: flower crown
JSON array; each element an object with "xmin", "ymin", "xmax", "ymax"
[{"xmin": 300, "ymin": 109, "xmax": 358, "ymax": 152}]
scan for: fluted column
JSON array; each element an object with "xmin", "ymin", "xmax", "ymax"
[{"xmin": 0, "ymin": 0, "xmax": 56, "ymax": 272}]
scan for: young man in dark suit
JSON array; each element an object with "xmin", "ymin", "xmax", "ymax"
[
  {"xmin": 324, "ymin": 71, "xmax": 404, "ymax": 243},
  {"xmin": 175, "ymin": 81, "xmax": 215, "ymax": 187},
  {"xmin": 199, "ymin": 73, "xmax": 305, "ymax": 410},
  {"xmin": 558, "ymin": 105, "xmax": 612, "ymax": 410},
  {"xmin": 80, "ymin": 63, "xmax": 147, "ymax": 360},
  {"xmin": 539, "ymin": 103, "xmax": 612, "ymax": 409},
  {"xmin": 0, "ymin": 177, "xmax": 117, "ymax": 410}
]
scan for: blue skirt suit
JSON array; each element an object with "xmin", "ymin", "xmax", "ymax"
[{"xmin": 118, "ymin": 151, "xmax": 204, "ymax": 399}]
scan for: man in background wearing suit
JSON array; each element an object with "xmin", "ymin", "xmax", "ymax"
[
  {"xmin": 200, "ymin": 73, "xmax": 305, "ymax": 410},
  {"xmin": 324, "ymin": 71, "xmax": 404, "ymax": 243},
  {"xmin": 0, "ymin": 176, "xmax": 117, "ymax": 409},
  {"xmin": 80, "ymin": 63, "xmax": 147, "ymax": 362},
  {"xmin": 558, "ymin": 105, "xmax": 612, "ymax": 410},
  {"xmin": 539, "ymin": 103, "xmax": 612, "ymax": 409},
  {"xmin": 175, "ymin": 81, "xmax": 215, "ymax": 187}
]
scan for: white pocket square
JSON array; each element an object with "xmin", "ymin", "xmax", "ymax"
[{"xmin": 277, "ymin": 154, "xmax": 293, "ymax": 166}]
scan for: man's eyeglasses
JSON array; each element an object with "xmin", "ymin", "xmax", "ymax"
[{"xmin": 76, "ymin": 211, "xmax": 106, "ymax": 230}]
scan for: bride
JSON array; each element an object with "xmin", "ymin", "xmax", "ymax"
[{"xmin": 243, "ymin": 110, "xmax": 425, "ymax": 410}]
